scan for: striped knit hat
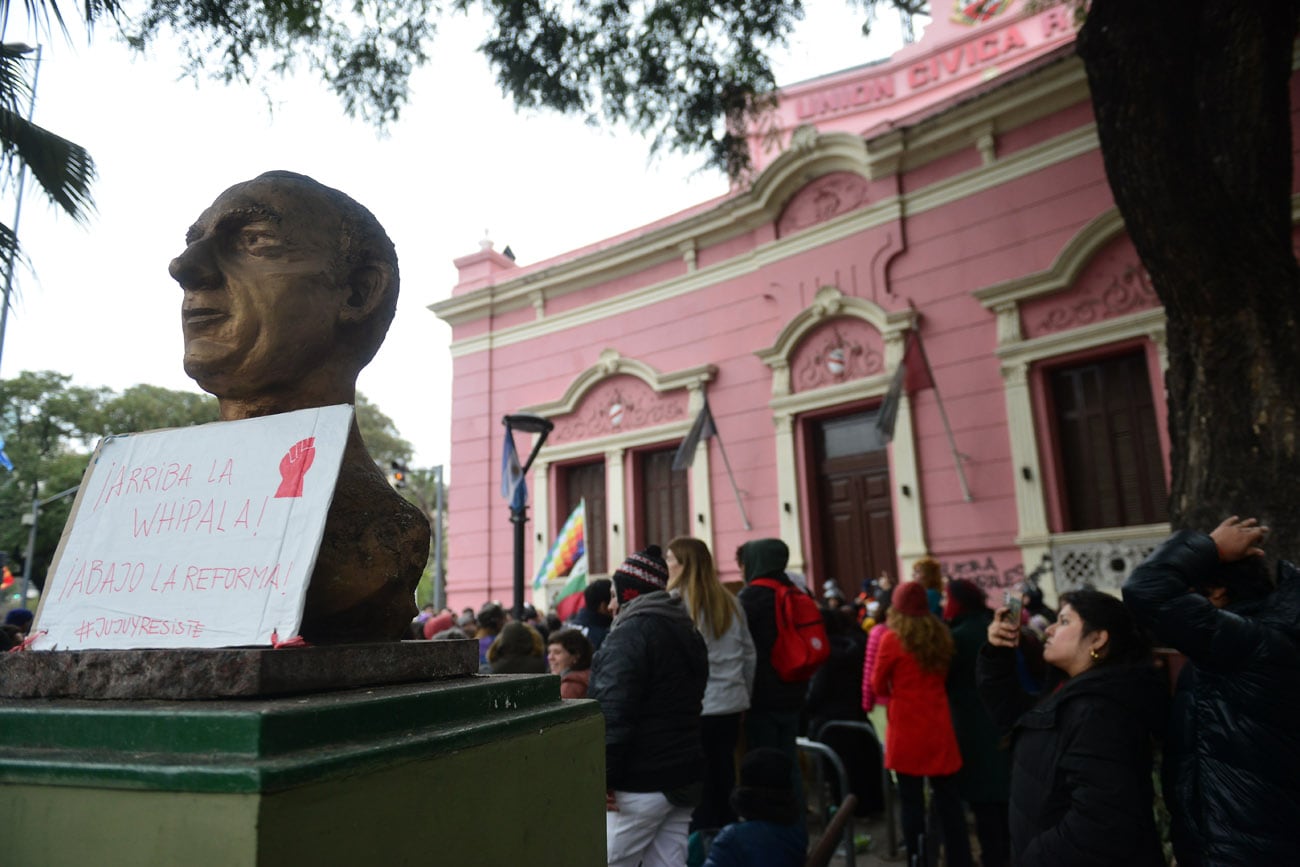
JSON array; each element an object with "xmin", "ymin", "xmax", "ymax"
[{"xmin": 612, "ymin": 545, "xmax": 670, "ymax": 603}]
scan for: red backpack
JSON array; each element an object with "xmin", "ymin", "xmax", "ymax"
[{"xmin": 751, "ymin": 578, "xmax": 831, "ymax": 681}]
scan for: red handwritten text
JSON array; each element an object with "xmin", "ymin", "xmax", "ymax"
[
  {"xmin": 56, "ymin": 558, "xmax": 147, "ymax": 601},
  {"xmin": 132, "ymin": 496, "xmax": 268, "ymax": 538},
  {"xmin": 55, "ymin": 559, "xmax": 291, "ymax": 599},
  {"xmin": 73, "ymin": 616, "xmax": 204, "ymax": 644},
  {"xmin": 92, "ymin": 460, "xmax": 194, "ymax": 510},
  {"xmin": 182, "ymin": 563, "xmax": 286, "ymax": 592}
]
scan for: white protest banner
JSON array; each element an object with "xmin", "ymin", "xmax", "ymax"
[{"xmin": 29, "ymin": 404, "xmax": 353, "ymax": 650}]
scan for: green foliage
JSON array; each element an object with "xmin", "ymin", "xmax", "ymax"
[
  {"xmin": 96, "ymin": 383, "xmax": 219, "ymax": 434},
  {"xmin": 23, "ymin": 1, "xmax": 934, "ymax": 181},
  {"xmin": 101, "ymin": 0, "xmax": 438, "ymax": 127},
  {"xmin": 466, "ymin": 0, "xmax": 805, "ymax": 174},
  {"xmin": 355, "ymin": 391, "xmax": 413, "ymax": 465},
  {"xmin": 0, "ymin": 370, "xmax": 106, "ymax": 593},
  {"xmin": 395, "ymin": 464, "xmax": 448, "ymax": 607}
]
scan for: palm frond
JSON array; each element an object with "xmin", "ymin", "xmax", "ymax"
[
  {"xmin": 0, "ymin": 219, "xmax": 23, "ymax": 310},
  {"xmin": 0, "ymin": 43, "xmax": 37, "ymax": 116},
  {"xmin": 0, "ymin": 105, "xmax": 95, "ymax": 221}
]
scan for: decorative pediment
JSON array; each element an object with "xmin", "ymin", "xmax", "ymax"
[
  {"xmin": 788, "ymin": 318, "xmax": 885, "ymax": 393},
  {"xmin": 1019, "ymin": 235, "xmax": 1156, "ymax": 339},
  {"xmin": 524, "ymin": 348, "xmax": 716, "ymax": 445},
  {"xmin": 747, "ymin": 131, "xmax": 872, "ymax": 219},
  {"xmin": 776, "ymin": 172, "xmax": 872, "ymax": 239},
  {"xmin": 548, "ymin": 375, "xmax": 688, "ymax": 443},
  {"xmin": 974, "ymin": 209, "xmax": 1127, "ymax": 305},
  {"xmin": 756, "ymin": 287, "xmax": 914, "ymax": 397},
  {"xmin": 971, "ymin": 209, "xmax": 1166, "ymax": 348}
]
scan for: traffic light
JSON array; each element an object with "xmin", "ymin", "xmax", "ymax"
[{"xmin": 389, "ymin": 460, "xmax": 409, "ymax": 489}]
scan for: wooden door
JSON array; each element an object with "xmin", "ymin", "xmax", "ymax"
[{"xmin": 815, "ymin": 412, "xmax": 896, "ymax": 600}]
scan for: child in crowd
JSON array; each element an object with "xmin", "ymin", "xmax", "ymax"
[{"xmin": 701, "ymin": 748, "xmax": 808, "ymax": 867}]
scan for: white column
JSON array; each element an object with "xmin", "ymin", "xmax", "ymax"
[
  {"xmin": 882, "ymin": 332, "xmax": 928, "ymax": 570},
  {"xmin": 690, "ymin": 441, "xmax": 715, "ymax": 555},
  {"xmin": 531, "ymin": 459, "xmax": 551, "ymax": 588},
  {"xmin": 1002, "ymin": 360, "xmax": 1050, "ymax": 553},
  {"xmin": 606, "ymin": 447, "xmax": 627, "ymax": 568},
  {"xmin": 773, "ymin": 410, "xmax": 803, "ymax": 573}
]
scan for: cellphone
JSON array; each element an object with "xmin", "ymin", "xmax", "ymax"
[{"xmin": 1003, "ymin": 590, "xmax": 1023, "ymax": 623}]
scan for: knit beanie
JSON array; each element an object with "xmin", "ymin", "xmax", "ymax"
[
  {"xmin": 612, "ymin": 545, "xmax": 670, "ymax": 603},
  {"xmin": 892, "ymin": 581, "xmax": 929, "ymax": 618},
  {"xmin": 730, "ymin": 747, "xmax": 800, "ymax": 825}
]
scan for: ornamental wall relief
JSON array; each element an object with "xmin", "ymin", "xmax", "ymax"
[
  {"xmin": 548, "ymin": 375, "xmax": 688, "ymax": 443},
  {"xmin": 776, "ymin": 172, "xmax": 871, "ymax": 238},
  {"xmin": 789, "ymin": 318, "xmax": 884, "ymax": 393},
  {"xmin": 1020, "ymin": 235, "xmax": 1159, "ymax": 339}
]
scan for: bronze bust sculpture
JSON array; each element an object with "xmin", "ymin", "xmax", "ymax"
[{"xmin": 169, "ymin": 170, "xmax": 430, "ymax": 643}]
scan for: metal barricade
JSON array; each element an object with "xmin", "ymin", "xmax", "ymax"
[
  {"xmin": 811, "ymin": 719, "xmax": 901, "ymax": 859},
  {"xmin": 796, "ymin": 736, "xmax": 856, "ymax": 867}
]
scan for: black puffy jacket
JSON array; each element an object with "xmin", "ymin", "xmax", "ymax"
[
  {"xmin": 1123, "ymin": 531, "xmax": 1300, "ymax": 866},
  {"xmin": 977, "ymin": 646, "xmax": 1166, "ymax": 866},
  {"xmin": 589, "ymin": 591, "xmax": 709, "ymax": 793}
]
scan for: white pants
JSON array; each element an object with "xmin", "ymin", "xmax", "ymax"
[{"xmin": 606, "ymin": 790, "xmax": 692, "ymax": 867}]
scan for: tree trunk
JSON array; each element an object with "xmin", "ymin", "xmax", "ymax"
[{"xmin": 1077, "ymin": 0, "xmax": 1300, "ymax": 558}]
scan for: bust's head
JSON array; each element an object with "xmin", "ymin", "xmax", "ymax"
[{"xmin": 168, "ymin": 171, "xmax": 398, "ymax": 417}]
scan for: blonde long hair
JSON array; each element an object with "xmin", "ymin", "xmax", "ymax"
[
  {"xmin": 886, "ymin": 607, "xmax": 954, "ymax": 673},
  {"xmin": 667, "ymin": 536, "xmax": 736, "ymax": 638}
]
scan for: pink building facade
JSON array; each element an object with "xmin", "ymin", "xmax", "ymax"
[{"xmin": 433, "ymin": 3, "xmax": 1196, "ymax": 610}]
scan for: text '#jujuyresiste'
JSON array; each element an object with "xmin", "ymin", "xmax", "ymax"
[{"xmin": 73, "ymin": 615, "xmax": 205, "ymax": 643}]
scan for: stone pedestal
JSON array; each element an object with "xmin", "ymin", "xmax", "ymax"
[{"xmin": 0, "ymin": 670, "xmax": 606, "ymax": 866}]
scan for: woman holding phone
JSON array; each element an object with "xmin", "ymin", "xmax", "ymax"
[{"xmin": 977, "ymin": 588, "xmax": 1167, "ymax": 865}]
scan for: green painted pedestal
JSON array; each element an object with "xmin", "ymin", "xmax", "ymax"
[{"xmin": 0, "ymin": 674, "xmax": 605, "ymax": 866}]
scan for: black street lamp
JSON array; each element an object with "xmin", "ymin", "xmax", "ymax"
[{"xmin": 502, "ymin": 413, "xmax": 554, "ymax": 622}]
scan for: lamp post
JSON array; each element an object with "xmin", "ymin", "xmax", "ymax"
[
  {"xmin": 17, "ymin": 483, "xmax": 80, "ymax": 608},
  {"xmin": 502, "ymin": 413, "xmax": 554, "ymax": 622}
]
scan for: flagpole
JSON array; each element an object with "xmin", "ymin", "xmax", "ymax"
[
  {"xmin": 0, "ymin": 45, "xmax": 41, "ymax": 377},
  {"xmin": 913, "ymin": 331, "xmax": 972, "ymax": 502},
  {"xmin": 713, "ymin": 429, "xmax": 752, "ymax": 531}
]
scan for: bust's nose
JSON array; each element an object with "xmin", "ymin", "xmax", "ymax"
[{"xmin": 169, "ymin": 239, "xmax": 221, "ymax": 292}]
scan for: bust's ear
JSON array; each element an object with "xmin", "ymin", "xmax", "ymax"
[{"xmin": 339, "ymin": 262, "xmax": 392, "ymax": 323}]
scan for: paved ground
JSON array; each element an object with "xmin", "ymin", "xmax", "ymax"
[{"xmin": 819, "ymin": 808, "xmax": 909, "ymax": 866}]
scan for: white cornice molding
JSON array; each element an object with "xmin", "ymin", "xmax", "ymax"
[
  {"xmin": 880, "ymin": 54, "xmax": 1090, "ymax": 179},
  {"xmin": 996, "ymin": 307, "xmax": 1166, "ymax": 366},
  {"xmin": 904, "ymin": 122, "xmax": 1099, "ymax": 217},
  {"xmin": 534, "ymin": 419, "xmax": 695, "ymax": 465},
  {"xmin": 445, "ymin": 196, "xmax": 905, "ymax": 357},
  {"xmin": 431, "ymin": 131, "xmax": 872, "ymax": 327},
  {"xmin": 441, "ymin": 129, "xmax": 1102, "ymax": 358},
  {"xmin": 769, "ymin": 371, "xmax": 897, "ymax": 419},
  {"xmin": 523, "ymin": 348, "xmax": 717, "ymax": 419},
  {"xmin": 434, "ymin": 59, "xmax": 1095, "ymax": 335}
]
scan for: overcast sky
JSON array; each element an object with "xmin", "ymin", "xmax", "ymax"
[{"xmin": 0, "ymin": 2, "xmax": 917, "ymax": 472}]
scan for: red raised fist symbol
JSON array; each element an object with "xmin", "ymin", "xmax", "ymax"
[{"xmin": 274, "ymin": 437, "xmax": 316, "ymax": 499}]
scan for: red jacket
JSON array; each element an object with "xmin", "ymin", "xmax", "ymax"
[
  {"xmin": 871, "ymin": 628, "xmax": 962, "ymax": 777},
  {"xmin": 560, "ymin": 667, "xmax": 590, "ymax": 699}
]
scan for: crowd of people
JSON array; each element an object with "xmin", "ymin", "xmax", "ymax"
[{"xmin": 408, "ymin": 516, "xmax": 1300, "ymax": 866}]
